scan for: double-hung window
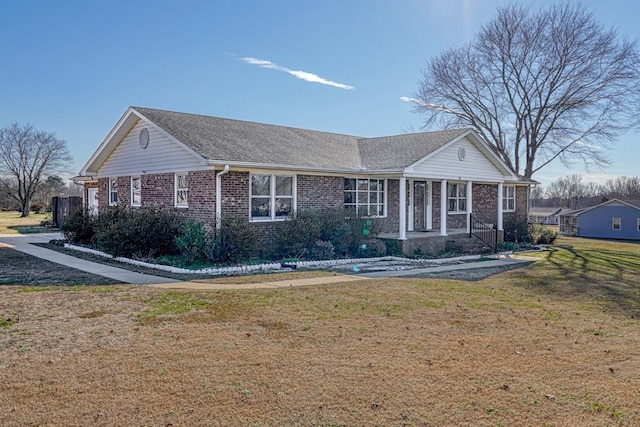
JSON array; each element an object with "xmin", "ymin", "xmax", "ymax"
[
  {"xmin": 250, "ymin": 174, "xmax": 294, "ymax": 220},
  {"xmin": 109, "ymin": 178, "xmax": 118, "ymax": 206},
  {"xmin": 131, "ymin": 176, "xmax": 141, "ymax": 207},
  {"xmin": 175, "ymin": 173, "xmax": 188, "ymax": 208},
  {"xmin": 448, "ymin": 182, "xmax": 466, "ymax": 213},
  {"xmin": 613, "ymin": 217, "xmax": 621, "ymax": 231},
  {"xmin": 503, "ymin": 185, "xmax": 515, "ymax": 212},
  {"xmin": 344, "ymin": 178, "xmax": 385, "ymax": 217}
]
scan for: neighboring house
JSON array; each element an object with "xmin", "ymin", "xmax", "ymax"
[
  {"xmin": 559, "ymin": 199, "xmax": 640, "ymax": 240},
  {"xmin": 73, "ymin": 106, "xmax": 534, "ymax": 254},
  {"xmin": 529, "ymin": 207, "xmax": 567, "ymax": 225}
]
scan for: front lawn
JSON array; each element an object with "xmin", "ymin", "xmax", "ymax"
[
  {"xmin": 1, "ymin": 235, "xmax": 639, "ymax": 426},
  {"xmin": 0, "ymin": 211, "xmax": 53, "ymax": 234}
]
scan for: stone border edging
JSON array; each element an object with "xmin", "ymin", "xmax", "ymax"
[{"xmin": 63, "ymin": 243, "xmax": 503, "ymax": 276}]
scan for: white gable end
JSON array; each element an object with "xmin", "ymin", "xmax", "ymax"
[
  {"xmin": 98, "ymin": 119, "xmax": 205, "ymax": 177},
  {"xmin": 408, "ymin": 136, "xmax": 508, "ymax": 182}
]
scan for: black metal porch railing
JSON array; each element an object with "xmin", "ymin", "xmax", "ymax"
[{"xmin": 469, "ymin": 214, "xmax": 498, "ymax": 253}]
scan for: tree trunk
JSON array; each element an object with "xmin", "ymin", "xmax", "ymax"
[{"xmin": 21, "ymin": 200, "xmax": 30, "ymax": 217}]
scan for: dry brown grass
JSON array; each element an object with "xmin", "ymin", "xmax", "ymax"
[{"xmin": 1, "ymin": 236, "xmax": 640, "ymax": 426}]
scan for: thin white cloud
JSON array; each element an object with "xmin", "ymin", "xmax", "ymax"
[
  {"xmin": 241, "ymin": 56, "xmax": 354, "ymax": 90},
  {"xmin": 399, "ymin": 96, "xmax": 424, "ymax": 105}
]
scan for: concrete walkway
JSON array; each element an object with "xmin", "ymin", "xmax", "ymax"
[
  {"xmin": 358, "ymin": 254, "xmax": 538, "ymax": 278},
  {"xmin": 0, "ymin": 232, "xmax": 538, "ymax": 289},
  {"xmin": 0, "ymin": 232, "xmax": 178, "ymax": 285}
]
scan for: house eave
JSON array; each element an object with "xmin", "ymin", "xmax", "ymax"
[
  {"xmin": 70, "ymin": 175, "xmax": 98, "ymax": 184},
  {"xmin": 205, "ymin": 159, "xmax": 403, "ymax": 175}
]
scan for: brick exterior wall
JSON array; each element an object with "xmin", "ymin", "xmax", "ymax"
[
  {"xmin": 472, "ymin": 183, "xmax": 498, "ymax": 224},
  {"xmin": 92, "ymin": 172, "xmax": 530, "ymax": 256},
  {"xmin": 221, "ymin": 171, "xmax": 250, "ymax": 218},
  {"xmin": 297, "ymin": 175, "xmax": 343, "ymax": 210},
  {"xmin": 182, "ymin": 170, "xmax": 216, "ymax": 223},
  {"xmin": 141, "ymin": 173, "xmax": 174, "ymax": 208},
  {"xmin": 97, "ymin": 178, "xmax": 109, "ymax": 209}
]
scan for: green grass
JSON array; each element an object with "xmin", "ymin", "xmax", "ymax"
[
  {"xmin": 0, "ymin": 211, "xmax": 54, "ymax": 234},
  {"xmin": 138, "ymin": 292, "xmax": 215, "ymax": 319},
  {"xmin": 0, "ymin": 316, "xmax": 17, "ymax": 328}
]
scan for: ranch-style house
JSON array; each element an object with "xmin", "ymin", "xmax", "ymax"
[{"xmin": 74, "ymin": 106, "xmax": 534, "ymax": 254}]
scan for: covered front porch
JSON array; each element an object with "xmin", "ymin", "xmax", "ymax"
[{"xmin": 395, "ymin": 177, "xmax": 505, "ymax": 238}]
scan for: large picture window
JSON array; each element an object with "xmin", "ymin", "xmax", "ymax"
[
  {"xmin": 250, "ymin": 174, "xmax": 294, "ymax": 220},
  {"xmin": 109, "ymin": 178, "xmax": 118, "ymax": 206},
  {"xmin": 175, "ymin": 173, "xmax": 188, "ymax": 208},
  {"xmin": 448, "ymin": 183, "xmax": 466, "ymax": 213},
  {"xmin": 344, "ymin": 178, "xmax": 385, "ymax": 217},
  {"xmin": 503, "ymin": 185, "xmax": 515, "ymax": 212},
  {"xmin": 131, "ymin": 176, "xmax": 141, "ymax": 207}
]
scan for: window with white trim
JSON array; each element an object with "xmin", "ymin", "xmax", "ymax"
[
  {"xmin": 175, "ymin": 173, "xmax": 188, "ymax": 208},
  {"xmin": 250, "ymin": 174, "xmax": 294, "ymax": 220},
  {"xmin": 131, "ymin": 176, "xmax": 141, "ymax": 207},
  {"xmin": 344, "ymin": 178, "xmax": 385, "ymax": 217},
  {"xmin": 109, "ymin": 178, "xmax": 118, "ymax": 206},
  {"xmin": 503, "ymin": 185, "xmax": 515, "ymax": 212},
  {"xmin": 448, "ymin": 182, "xmax": 466, "ymax": 213},
  {"xmin": 613, "ymin": 217, "xmax": 621, "ymax": 230},
  {"xmin": 637, "ymin": 218, "xmax": 640, "ymax": 232}
]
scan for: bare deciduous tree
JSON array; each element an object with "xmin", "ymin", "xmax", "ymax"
[
  {"xmin": 0, "ymin": 123, "xmax": 73, "ymax": 217},
  {"xmin": 414, "ymin": 2, "xmax": 640, "ymax": 178},
  {"xmin": 602, "ymin": 176, "xmax": 640, "ymax": 198},
  {"xmin": 546, "ymin": 174, "xmax": 586, "ymax": 209}
]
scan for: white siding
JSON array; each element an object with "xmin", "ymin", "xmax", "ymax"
[
  {"xmin": 98, "ymin": 119, "xmax": 205, "ymax": 177},
  {"xmin": 410, "ymin": 137, "xmax": 506, "ymax": 182}
]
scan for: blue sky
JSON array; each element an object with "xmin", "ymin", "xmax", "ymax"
[{"xmin": 1, "ymin": 0, "xmax": 638, "ymax": 187}]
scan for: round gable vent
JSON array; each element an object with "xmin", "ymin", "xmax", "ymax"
[
  {"xmin": 139, "ymin": 128, "xmax": 150, "ymax": 149},
  {"xmin": 458, "ymin": 147, "xmax": 466, "ymax": 161}
]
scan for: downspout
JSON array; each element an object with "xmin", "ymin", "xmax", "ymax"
[{"xmin": 215, "ymin": 165, "xmax": 230, "ymax": 229}]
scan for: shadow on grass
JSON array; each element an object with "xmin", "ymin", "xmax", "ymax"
[
  {"xmin": 8, "ymin": 225, "xmax": 59, "ymax": 234},
  {"xmin": 515, "ymin": 243, "xmax": 640, "ymax": 318}
]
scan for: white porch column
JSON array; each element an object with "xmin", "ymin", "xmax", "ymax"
[
  {"xmin": 466, "ymin": 180, "xmax": 473, "ymax": 233},
  {"xmin": 440, "ymin": 179, "xmax": 447, "ymax": 236},
  {"xmin": 398, "ymin": 177, "xmax": 407, "ymax": 240},
  {"xmin": 497, "ymin": 182, "xmax": 504, "ymax": 230}
]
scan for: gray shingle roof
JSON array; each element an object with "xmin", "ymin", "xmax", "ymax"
[
  {"xmin": 132, "ymin": 107, "xmax": 471, "ymax": 171},
  {"xmin": 133, "ymin": 107, "xmax": 362, "ymax": 170},
  {"xmin": 357, "ymin": 129, "xmax": 470, "ymax": 169}
]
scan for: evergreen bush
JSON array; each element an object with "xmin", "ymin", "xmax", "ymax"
[{"xmin": 61, "ymin": 207, "xmax": 96, "ymax": 245}]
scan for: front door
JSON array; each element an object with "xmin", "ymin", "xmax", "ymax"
[
  {"xmin": 87, "ymin": 188, "xmax": 98, "ymax": 215},
  {"xmin": 412, "ymin": 181, "xmax": 432, "ymax": 231}
]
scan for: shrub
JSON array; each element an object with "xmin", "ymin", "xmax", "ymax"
[
  {"xmin": 274, "ymin": 208, "xmax": 380, "ymax": 260},
  {"xmin": 529, "ymin": 223, "xmax": 558, "ymax": 245},
  {"xmin": 274, "ymin": 210, "xmax": 323, "ymax": 259},
  {"xmin": 310, "ymin": 240, "xmax": 335, "ymax": 260},
  {"xmin": 62, "ymin": 207, "xmax": 96, "ymax": 245},
  {"xmin": 503, "ymin": 215, "xmax": 530, "ymax": 243},
  {"xmin": 93, "ymin": 205, "xmax": 183, "ymax": 259},
  {"xmin": 175, "ymin": 220, "xmax": 209, "ymax": 264},
  {"xmin": 30, "ymin": 202, "xmax": 45, "ymax": 214},
  {"xmin": 358, "ymin": 238, "xmax": 387, "ymax": 257},
  {"xmin": 210, "ymin": 215, "xmax": 259, "ymax": 263}
]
